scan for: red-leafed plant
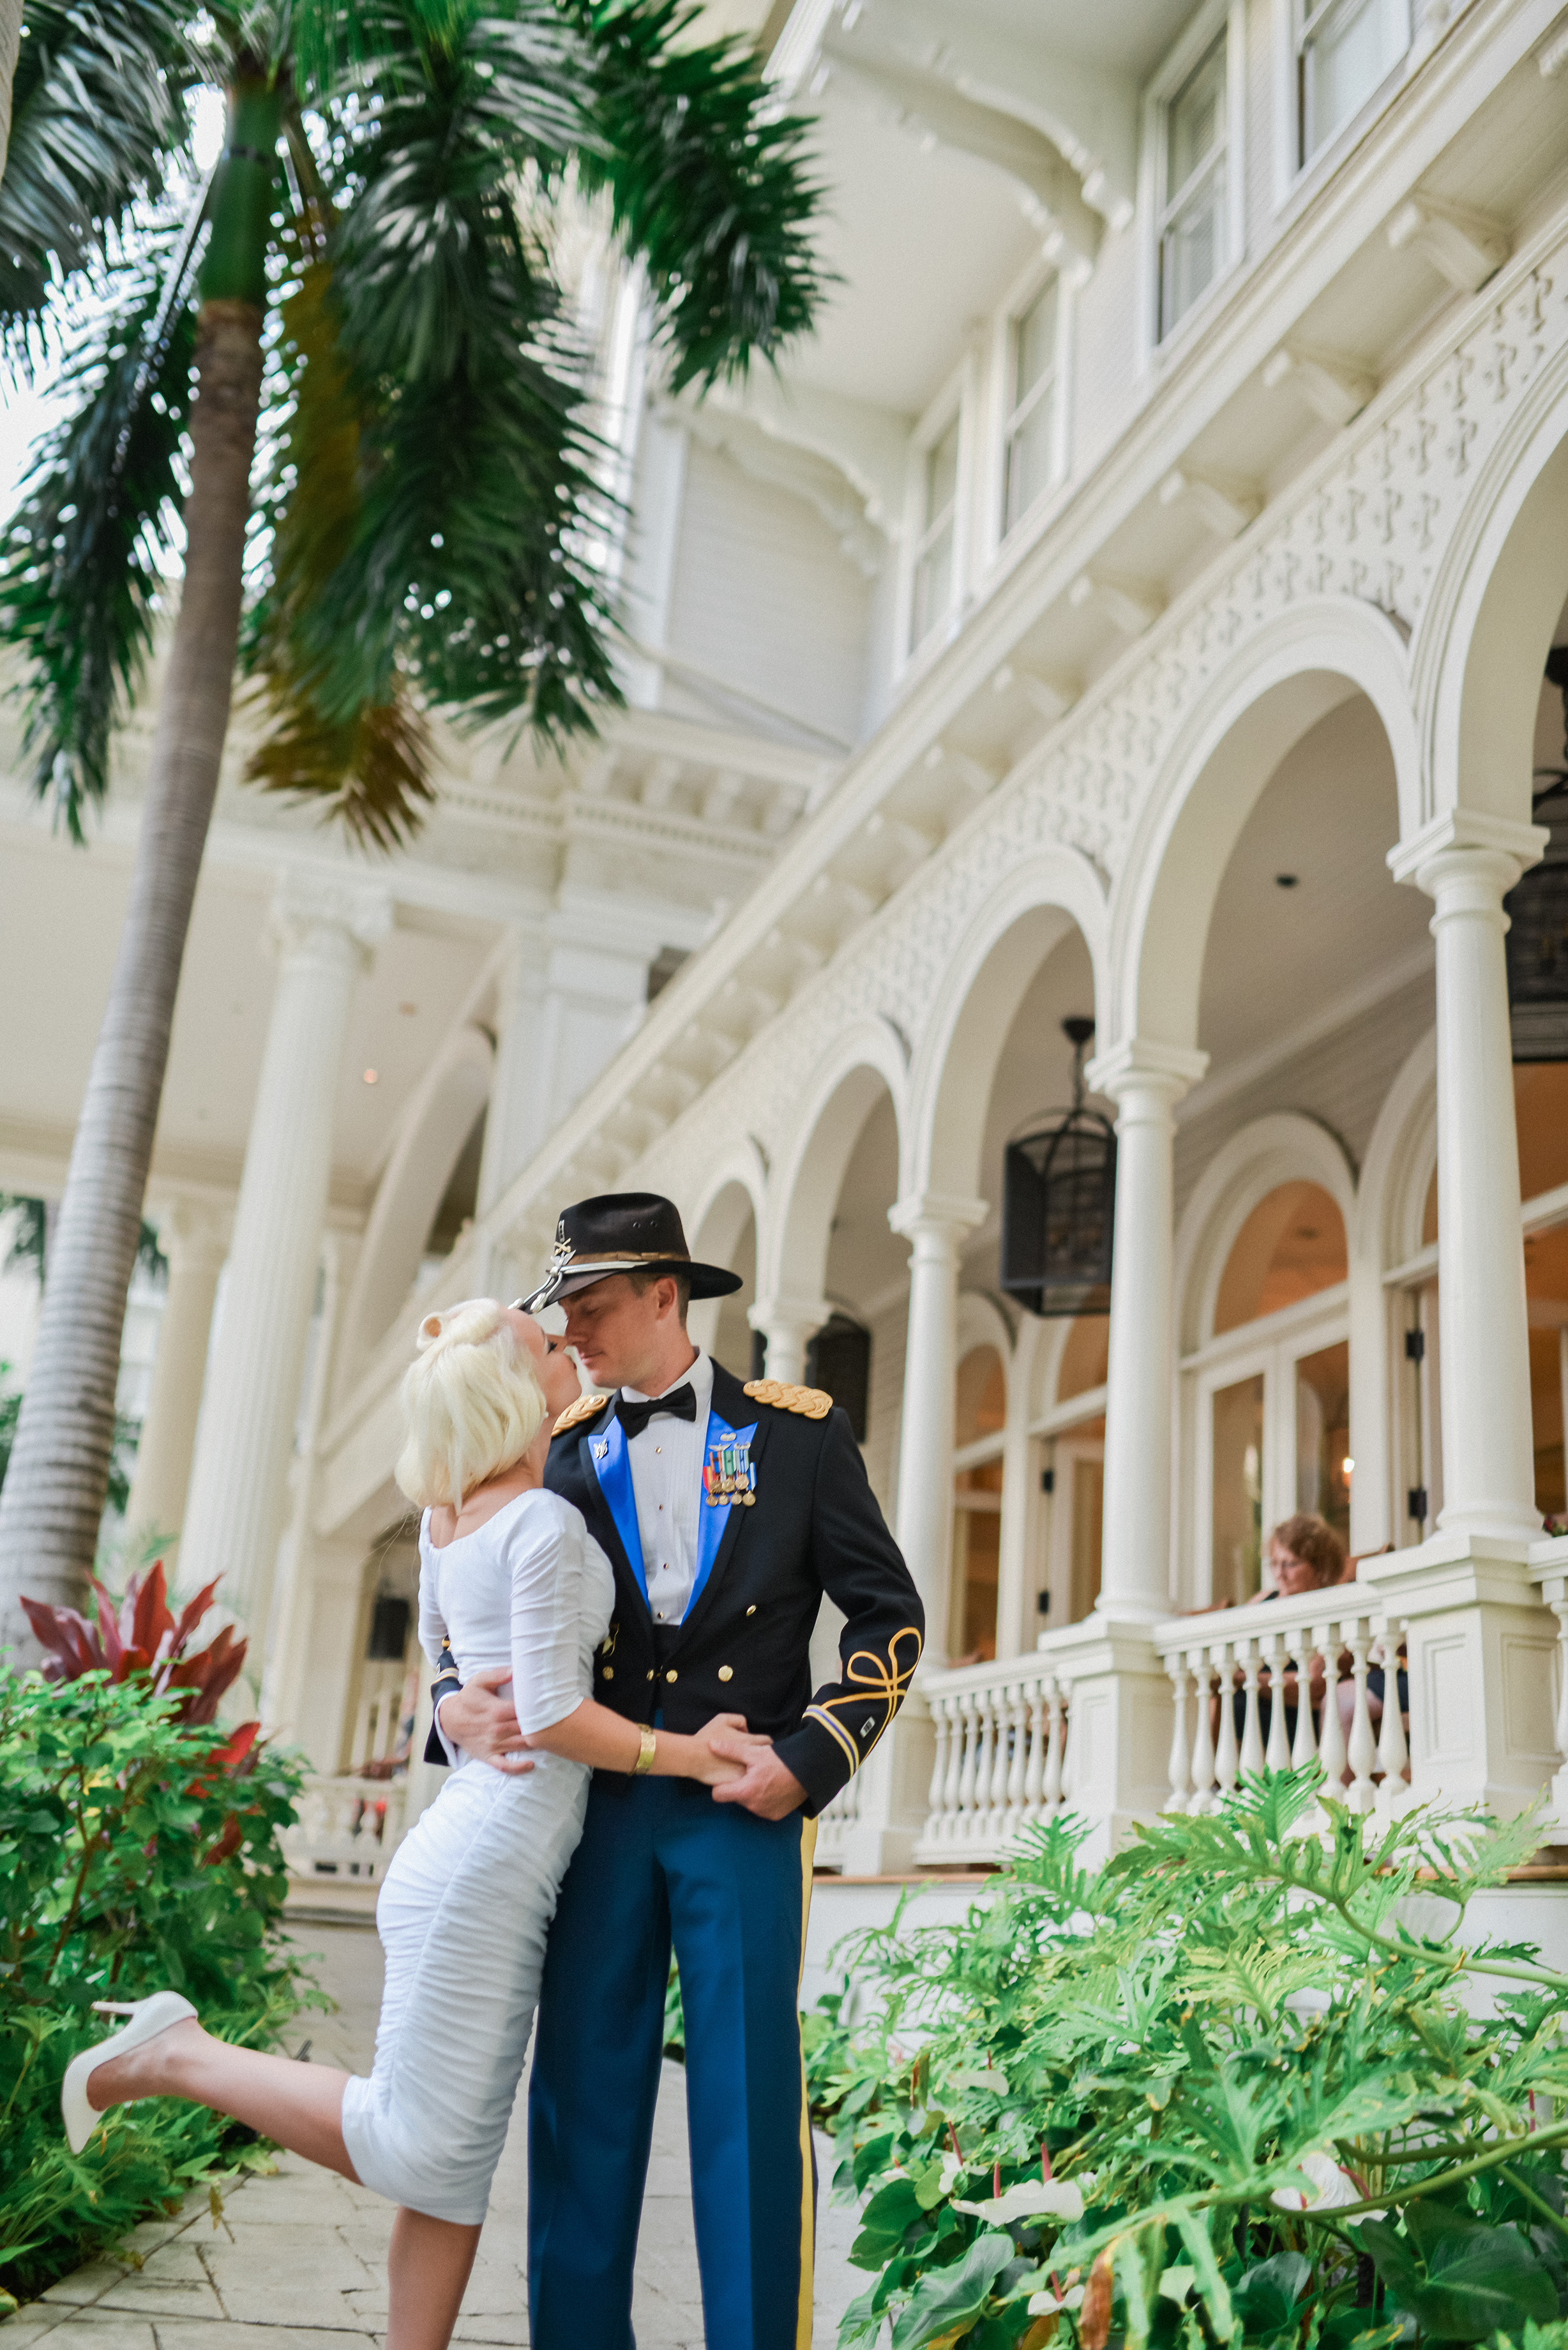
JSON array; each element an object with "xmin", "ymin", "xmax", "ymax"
[{"xmin": 20, "ymin": 1558, "xmax": 248, "ymax": 1725}]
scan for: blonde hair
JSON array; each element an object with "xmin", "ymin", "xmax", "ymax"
[{"xmin": 395, "ymin": 1298, "xmax": 547, "ymax": 1508}]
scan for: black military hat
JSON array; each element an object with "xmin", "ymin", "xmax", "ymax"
[{"xmin": 515, "ymin": 1192, "xmax": 744, "ymax": 1315}]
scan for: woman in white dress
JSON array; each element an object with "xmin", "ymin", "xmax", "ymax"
[{"xmin": 62, "ymin": 1300, "xmax": 751, "ymax": 2350}]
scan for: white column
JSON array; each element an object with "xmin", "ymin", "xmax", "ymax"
[
  {"xmin": 1087, "ymin": 1040, "xmax": 1207, "ymax": 1619},
  {"xmin": 1390, "ymin": 817, "xmax": 1544, "ymax": 1542},
  {"xmin": 123, "ymin": 1201, "xmax": 229, "ymax": 1547},
  {"xmin": 747, "ymin": 1294, "xmax": 828, "ymax": 1388},
  {"xmin": 179, "ymin": 872, "xmax": 390, "ymax": 1654},
  {"xmin": 887, "ymin": 1194, "xmax": 986, "ymax": 1666},
  {"xmin": 476, "ymin": 931, "xmax": 550, "ymax": 1217}
]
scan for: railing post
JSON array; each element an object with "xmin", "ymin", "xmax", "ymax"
[
  {"xmin": 1166, "ymin": 1658, "xmax": 1192, "ymax": 1813},
  {"xmin": 1189, "ymin": 1645, "xmax": 1217, "ymax": 1812}
]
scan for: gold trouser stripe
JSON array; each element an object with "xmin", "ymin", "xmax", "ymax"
[{"xmin": 795, "ymin": 1815, "xmax": 818, "ymax": 2350}]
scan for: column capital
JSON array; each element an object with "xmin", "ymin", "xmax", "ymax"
[
  {"xmin": 1387, "ymin": 808, "xmax": 1548, "ymax": 894},
  {"xmin": 888, "ymin": 1192, "xmax": 988, "ymax": 1245},
  {"xmin": 748, "ymin": 1292, "xmax": 831, "ymax": 1338},
  {"xmin": 1085, "ymin": 1037, "xmax": 1209, "ymax": 1103},
  {"xmin": 156, "ymin": 1198, "xmax": 231, "ymax": 1269},
  {"xmin": 269, "ymin": 867, "xmax": 395, "ymax": 966}
]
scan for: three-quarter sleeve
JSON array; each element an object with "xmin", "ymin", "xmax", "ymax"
[
  {"xmin": 509, "ymin": 1497, "xmax": 589, "ymax": 1736},
  {"xmin": 417, "ymin": 1527, "xmax": 449, "ymax": 1667}
]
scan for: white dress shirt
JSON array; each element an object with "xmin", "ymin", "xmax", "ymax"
[{"xmin": 622, "ymin": 1348, "xmax": 713, "ymax": 1628}]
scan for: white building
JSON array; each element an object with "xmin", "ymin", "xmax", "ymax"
[{"xmin": 7, "ymin": 0, "xmax": 1568, "ymax": 1911}]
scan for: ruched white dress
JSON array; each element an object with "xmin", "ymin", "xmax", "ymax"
[{"xmin": 339, "ymin": 1488, "xmax": 614, "ymax": 2223}]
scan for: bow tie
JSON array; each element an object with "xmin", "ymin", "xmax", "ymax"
[{"xmin": 619, "ymin": 1384, "xmax": 698, "ymax": 1440}]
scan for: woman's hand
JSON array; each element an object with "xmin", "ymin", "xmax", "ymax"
[{"xmin": 689, "ymin": 1712, "xmax": 769, "ymax": 1787}]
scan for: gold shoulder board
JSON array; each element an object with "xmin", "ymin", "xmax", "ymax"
[
  {"xmin": 743, "ymin": 1379, "xmax": 833, "ymax": 1420},
  {"xmin": 553, "ymin": 1391, "xmax": 611, "ymax": 1437}
]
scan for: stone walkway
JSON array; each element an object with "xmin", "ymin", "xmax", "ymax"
[{"xmin": 7, "ymin": 1925, "xmax": 861, "ymax": 2347}]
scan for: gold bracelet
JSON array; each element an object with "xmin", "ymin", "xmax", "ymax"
[{"xmin": 633, "ymin": 1724, "xmax": 657, "ymax": 1776}]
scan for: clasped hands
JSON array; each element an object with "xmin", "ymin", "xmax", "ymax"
[{"xmin": 437, "ymin": 1671, "xmax": 808, "ymax": 1819}]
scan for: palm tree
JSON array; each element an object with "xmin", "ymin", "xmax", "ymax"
[{"xmin": 0, "ymin": 0, "xmax": 824, "ymax": 1650}]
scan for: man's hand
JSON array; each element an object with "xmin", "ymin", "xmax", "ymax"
[
  {"xmin": 437, "ymin": 1669, "xmax": 534, "ymax": 1775},
  {"xmin": 707, "ymin": 1730, "xmax": 807, "ymax": 1821},
  {"xmin": 690, "ymin": 1713, "xmax": 772, "ymax": 1787}
]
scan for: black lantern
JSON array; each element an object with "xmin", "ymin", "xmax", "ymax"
[
  {"xmin": 1000, "ymin": 1017, "xmax": 1116, "ymax": 1317},
  {"xmin": 1507, "ymin": 647, "xmax": 1568, "ymax": 1063}
]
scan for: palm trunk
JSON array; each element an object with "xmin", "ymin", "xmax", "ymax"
[
  {"xmin": 0, "ymin": 77, "xmax": 279, "ymax": 1657},
  {"xmin": 0, "ymin": 0, "xmax": 22, "ymax": 186}
]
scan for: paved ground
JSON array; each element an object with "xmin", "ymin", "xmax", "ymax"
[{"xmin": 7, "ymin": 1923, "xmax": 862, "ymax": 2347}]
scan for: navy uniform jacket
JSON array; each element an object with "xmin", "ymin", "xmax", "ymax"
[{"xmin": 428, "ymin": 1359, "xmax": 923, "ymax": 1814}]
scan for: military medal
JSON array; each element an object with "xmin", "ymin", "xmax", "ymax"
[{"xmin": 705, "ymin": 1436, "xmax": 757, "ymax": 1507}]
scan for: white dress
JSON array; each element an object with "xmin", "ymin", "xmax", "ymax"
[{"xmin": 339, "ymin": 1487, "xmax": 614, "ymax": 2223}]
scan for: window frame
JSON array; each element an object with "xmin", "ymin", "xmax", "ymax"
[
  {"xmin": 1189, "ymin": 1289, "xmax": 1352, "ymax": 1605},
  {"xmin": 995, "ymin": 259, "xmax": 1070, "ymax": 549},
  {"xmin": 1140, "ymin": 0, "xmax": 1246, "ymax": 367},
  {"xmin": 1275, "ymin": 0, "xmax": 1412, "ymax": 204},
  {"xmin": 898, "ymin": 360, "xmax": 974, "ymax": 673}
]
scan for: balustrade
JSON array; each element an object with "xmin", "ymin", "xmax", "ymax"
[
  {"xmin": 1155, "ymin": 1585, "xmax": 1412, "ymax": 1823},
  {"xmin": 282, "ymin": 1772, "xmax": 409, "ymax": 1887},
  {"xmin": 814, "ymin": 1767, "xmax": 863, "ymax": 1868},
  {"xmin": 914, "ymin": 1656, "xmax": 1073, "ymax": 1863}
]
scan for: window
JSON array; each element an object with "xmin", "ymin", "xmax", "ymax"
[
  {"xmin": 910, "ymin": 411, "xmax": 960, "ymax": 652},
  {"xmin": 1296, "ymin": 0, "xmax": 1410, "ymax": 167},
  {"xmin": 1158, "ymin": 30, "xmax": 1229, "ymax": 339},
  {"xmin": 1002, "ymin": 277, "xmax": 1060, "ymax": 536},
  {"xmin": 1190, "ymin": 1180, "xmax": 1351, "ymax": 1603}
]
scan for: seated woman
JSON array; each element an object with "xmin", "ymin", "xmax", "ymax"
[
  {"xmin": 61, "ymin": 1301, "xmax": 758, "ymax": 2350},
  {"xmin": 1225, "ymin": 1512, "xmax": 1348, "ymax": 1750}
]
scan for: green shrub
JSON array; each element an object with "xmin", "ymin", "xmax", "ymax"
[
  {"xmin": 809, "ymin": 1769, "xmax": 1568, "ymax": 2349},
  {"xmin": 0, "ymin": 1671, "xmax": 323, "ymax": 2308}
]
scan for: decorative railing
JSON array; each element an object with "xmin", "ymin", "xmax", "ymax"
[
  {"xmin": 914, "ymin": 1655, "xmax": 1073, "ymax": 1863},
  {"xmin": 283, "ymin": 1772, "xmax": 409, "ymax": 1887},
  {"xmin": 1154, "ymin": 1584, "xmax": 1411, "ymax": 1821},
  {"xmin": 814, "ymin": 1768, "xmax": 862, "ymax": 1868}
]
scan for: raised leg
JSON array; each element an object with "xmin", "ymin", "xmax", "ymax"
[{"xmin": 88, "ymin": 2019, "xmax": 355, "ymax": 2178}]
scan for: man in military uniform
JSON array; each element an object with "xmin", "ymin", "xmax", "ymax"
[{"xmin": 431, "ymin": 1192, "xmax": 922, "ymax": 2350}]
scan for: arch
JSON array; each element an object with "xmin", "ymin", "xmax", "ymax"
[
  {"xmin": 1357, "ymin": 1027, "xmax": 1438, "ymax": 1273},
  {"xmin": 956, "ymin": 1289, "xmax": 1014, "ymax": 1381},
  {"xmin": 907, "ymin": 847, "xmax": 1108, "ymax": 1200},
  {"xmin": 1420, "ymin": 349, "xmax": 1568, "ymax": 827},
  {"xmin": 1116, "ymin": 602, "xmax": 1417, "ymax": 1052},
  {"xmin": 686, "ymin": 1159, "xmax": 765, "ymax": 1364},
  {"xmin": 340, "ymin": 1024, "xmax": 494, "ymax": 1372},
  {"xmin": 1174, "ymin": 1112, "xmax": 1357, "ymax": 1356},
  {"xmin": 762, "ymin": 1019, "xmax": 907, "ymax": 1305}
]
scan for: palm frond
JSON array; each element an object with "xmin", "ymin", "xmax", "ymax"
[
  {"xmin": 243, "ymin": 215, "xmax": 439, "ymax": 849},
  {"xmin": 564, "ymin": 0, "xmax": 828, "ymax": 391},
  {"xmin": 294, "ymin": 0, "xmax": 621, "ymax": 741},
  {"xmin": 0, "ymin": 232, "xmax": 199, "ymax": 838},
  {"xmin": 0, "ymin": 0, "xmax": 193, "ymax": 362}
]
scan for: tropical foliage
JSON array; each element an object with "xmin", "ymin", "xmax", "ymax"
[
  {"xmin": 19, "ymin": 1556, "xmax": 250, "ymax": 1727},
  {"xmin": 806, "ymin": 1770, "xmax": 1568, "ymax": 2350},
  {"xmin": 0, "ymin": 0, "xmax": 826, "ymax": 846},
  {"xmin": 0, "ymin": 1671, "xmax": 319, "ymax": 2309},
  {"xmin": 0, "ymin": 0, "xmax": 827, "ymax": 1638}
]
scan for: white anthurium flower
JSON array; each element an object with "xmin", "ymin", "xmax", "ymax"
[
  {"xmin": 937, "ymin": 2150, "xmax": 965, "ymax": 2196},
  {"xmin": 948, "ymin": 2066, "xmax": 1011, "ymax": 2095},
  {"xmin": 1028, "ymin": 2284, "xmax": 1085, "ymax": 2316},
  {"xmin": 953, "ymin": 2179, "xmax": 1085, "ymax": 2225},
  {"xmin": 1270, "ymin": 2149, "xmax": 1383, "ymax": 2218}
]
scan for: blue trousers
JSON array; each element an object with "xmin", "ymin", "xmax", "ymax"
[{"xmin": 527, "ymin": 1776, "xmax": 817, "ymax": 2350}]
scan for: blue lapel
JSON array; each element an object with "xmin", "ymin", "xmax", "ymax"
[
  {"xmin": 690, "ymin": 1407, "xmax": 757, "ymax": 1621},
  {"xmin": 582, "ymin": 1414, "xmax": 646, "ymax": 1607}
]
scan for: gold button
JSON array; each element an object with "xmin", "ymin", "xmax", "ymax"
[
  {"xmin": 666, "ymin": 1669, "xmax": 679, "ymax": 1683},
  {"xmin": 603, "ymin": 1667, "xmax": 614, "ymax": 1681},
  {"xmin": 647, "ymin": 1669, "xmax": 654, "ymax": 1681},
  {"xmin": 746, "ymin": 1605, "xmax": 757, "ymax": 1617},
  {"xmin": 718, "ymin": 1666, "xmax": 733, "ymax": 1683}
]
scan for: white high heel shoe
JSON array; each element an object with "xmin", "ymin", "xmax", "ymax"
[{"xmin": 61, "ymin": 1992, "xmax": 198, "ymax": 2153}]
